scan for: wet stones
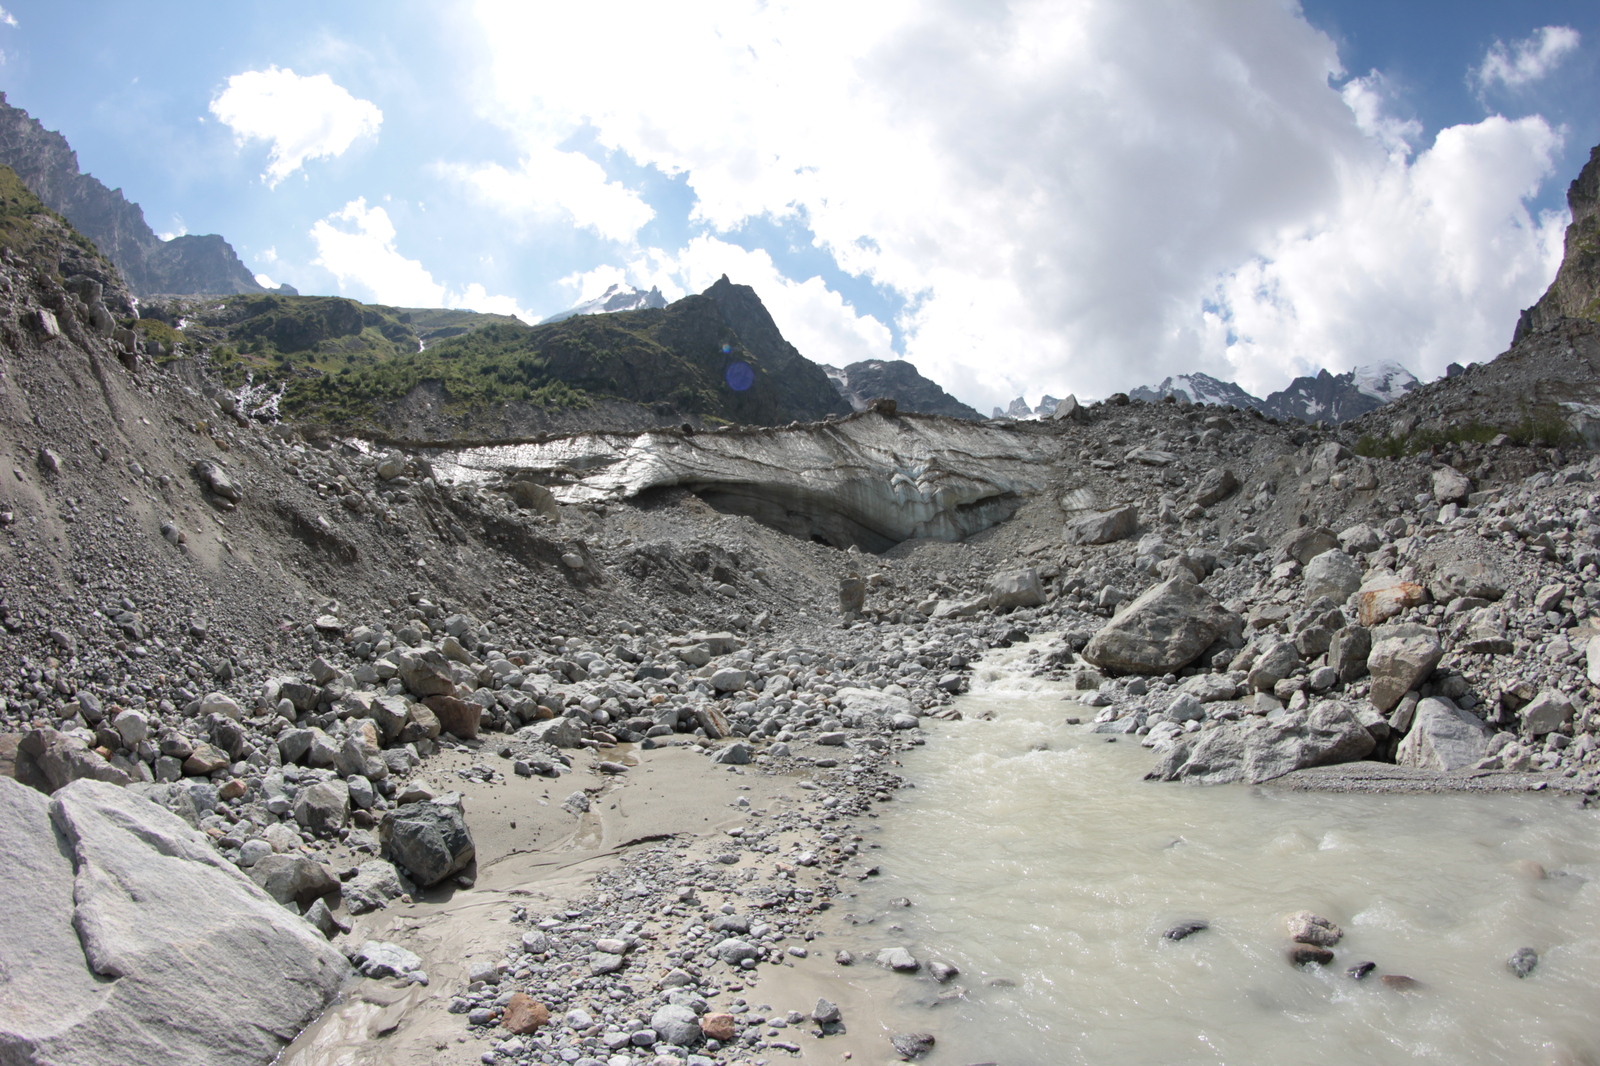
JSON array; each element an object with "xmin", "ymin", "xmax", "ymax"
[
  {"xmin": 378, "ymin": 801, "xmax": 475, "ymax": 887},
  {"xmin": 1148, "ymin": 701, "xmax": 1375, "ymax": 785},
  {"xmin": 812, "ymin": 998, "xmax": 843, "ymax": 1025},
  {"xmin": 891, "ymin": 1032, "xmax": 936, "ymax": 1060},
  {"xmin": 1507, "ymin": 947, "xmax": 1539, "ymax": 978},
  {"xmin": 1286, "ymin": 911, "xmax": 1342, "ymax": 947},
  {"xmin": 1288, "ymin": 945, "xmax": 1335, "ymax": 967},
  {"xmin": 1162, "ymin": 919, "xmax": 1208, "ymax": 941},
  {"xmin": 876, "ymin": 946, "xmax": 921, "ymax": 971},
  {"xmin": 352, "ymin": 940, "xmax": 422, "ymax": 979}
]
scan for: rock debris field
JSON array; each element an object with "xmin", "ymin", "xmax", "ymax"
[{"xmin": 5, "ymin": 228, "xmax": 1600, "ymax": 1065}]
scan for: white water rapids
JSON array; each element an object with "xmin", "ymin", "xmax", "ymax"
[{"xmin": 850, "ymin": 639, "xmax": 1600, "ymax": 1065}]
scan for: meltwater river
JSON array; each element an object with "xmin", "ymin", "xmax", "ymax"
[{"xmin": 849, "ymin": 639, "xmax": 1600, "ymax": 1065}]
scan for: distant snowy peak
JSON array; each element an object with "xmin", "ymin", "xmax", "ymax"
[
  {"xmin": 1351, "ymin": 361, "xmax": 1420, "ymax": 403},
  {"xmin": 1128, "ymin": 373, "xmax": 1263, "ymax": 410},
  {"xmin": 1127, "ymin": 363, "xmax": 1422, "ymax": 424},
  {"xmin": 539, "ymin": 284, "xmax": 668, "ymax": 324}
]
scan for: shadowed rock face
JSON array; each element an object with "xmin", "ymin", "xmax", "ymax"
[
  {"xmin": 431, "ymin": 411, "xmax": 1065, "ymax": 551},
  {"xmin": 1518, "ymin": 142, "xmax": 1600, "ymax": 339},
  {"xmin": 0, "ymin": 93, "xmax": 261, "ymax": 296},
  {"xmin": 823, "ymin": 359, "xmax": 984, "ymax": 420}
]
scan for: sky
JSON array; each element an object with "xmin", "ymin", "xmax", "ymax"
[{"xmin": 0, "ymin": 1, "xmax": 1596, "ymax": 414}]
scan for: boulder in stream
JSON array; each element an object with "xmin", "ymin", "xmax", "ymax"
[
  {"xmin": 1081, "ymin": 577, "xmax": 1241, "ymax": 674},
  {"xmin": 1146, "ymin": 701, "xmax": 1376, "ymax": 785}
]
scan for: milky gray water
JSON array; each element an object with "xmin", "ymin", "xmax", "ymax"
[{"xmin": 853, "ymin": 641, "xmax": 1600, "ymax": 1065}]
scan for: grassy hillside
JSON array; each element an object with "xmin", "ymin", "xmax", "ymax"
[
  {"xmin": 0, "ymin": 164, "xmax": 120, "ymax": 281},
  {"xmin": 158, "ymin": 287, "xmax": 827, "ymax": 432}
]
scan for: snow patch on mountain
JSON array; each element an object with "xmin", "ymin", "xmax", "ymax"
[
  {"xmin": 540, "ymin": 284, "xmax": 668, "ymax": 324},
  {"xmin": 1352, "ymin": 361, "xmax": 1421, "ymax": 404}
]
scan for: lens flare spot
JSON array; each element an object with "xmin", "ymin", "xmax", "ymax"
[{"xmin": 724, "ymin": 361, "xmax": 755, "ymax": 392}]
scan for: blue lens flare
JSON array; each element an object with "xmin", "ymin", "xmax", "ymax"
[{"xmin": 724, "ymin": 361, "xmax": 755, "ymax": 392}]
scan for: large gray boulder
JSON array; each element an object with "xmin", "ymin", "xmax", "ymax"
[
  {"xmin": 1428, "ymin": 558, "xmax": 1507, "ymax": 603},
  {"xmin": 15, "ymin": 728, "xmax": 133, "ymax": 792},
  {"xmin": 342, "ymin": 859, "xmax": 414, "ymax": 915},
  {"xmin": 292, "ymin": 779, "xmax": 350, "ymax": 836},
  {"xmin": 1367, "ymin": 625, "xmax": 1443, "ymax": 712},
  {"xmin": 395, "ymin": 648, "xmax": 457, "ymax": 698},
  {"xmin": 1192, "ymin": 467, "xmax": 1239, "ymax": 508},
  {"xmin": 249, "ymin": 854, "xmax": 339, "ymax": 908},
  {"xmin": 380, "ymin": 801, "xmax": 476, "ymax": 887},
  {"xmin": 1066, "ymin": 505, "xmax": 1138, "ymax": 545},
  {"xmin": 0, "ymin": 777, "xmax": 346, "ymax": 1066},
  {"xmin": 1278, "ymin": 526, "xmax": 1339, "ymax": 566},
  {"xmin": 1432, "ymin": 465, "xmax": 1472, "ymax": 503},
  {"xmin": 988, "ymin": 568, "xmax": 1045, "ymax": 609},
  {"xmin": 1302, "ymin": 549, "xmax": 1361, "ymax": 604},
  {"xmin": 1395, "ymin": 698, "xmax": 1490, "ymax": 771},
  {"xmin": 1082, "ymin": 578, "xmax": 1240, "ymax": 675},
  {"xmin": 1147, "ymin": 702, "xmax": 1376, "ymax": 785},
  {"xmin": 518, "ymin": 717, "xmax": 583, "ymax": 748}
]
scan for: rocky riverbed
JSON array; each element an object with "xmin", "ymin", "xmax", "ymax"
[{"xmin": 6, "ymin": 198, "xmax": 1600, "ymax": 1064}]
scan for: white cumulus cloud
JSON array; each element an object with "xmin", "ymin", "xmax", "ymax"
[
  {"xmin": 211, "ymin": 66, "xmax": 382, "ymax": 187},
  {"xmin": 1475, "ymin": 25, "xmax": 1581, "ymax": 91},
  {"xmin": 444, "ymin": 146, "xmax": 655, "ymax": 243},
  {"xmin": 310, "ymin": 198, "xmax": 534, "ymax": 319},
  {"xmin": 469, "ymin": 1, "xmax": 1576, "ymax": 411}
]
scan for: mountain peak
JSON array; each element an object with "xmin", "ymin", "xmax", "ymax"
[
  {"xmin": 538, "ymin": 284, "xmax": 668, "ymax": 324},
  {"xmin": 0, "ymin": 92, "xmax": 262, "ymax": 297}
]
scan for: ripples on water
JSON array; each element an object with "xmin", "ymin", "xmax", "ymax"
[{"xmin": 862, "ymin": 643, "xmax": 1600, "ymax": 1065}]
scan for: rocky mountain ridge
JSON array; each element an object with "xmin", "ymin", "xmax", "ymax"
[
  {"xmin": 0, "ymin": 92, "xmax": 262, "ymax": 297},
  {"xmin": 1128, "ymin": 361, "xmax": 1421, "ymax": 424},
  {"xmin": 822, "ymin": 358, "xmax": 983, "ymax": 420},
  {"xmin": 1517, "ymin": 142, "xmax": 1600, "ymax": 340},
  {"xmin": 538, "ymin": 284, "xmax": 666, "ymax": 324}
]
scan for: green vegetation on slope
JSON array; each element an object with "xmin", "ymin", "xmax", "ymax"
[
  {"xmin": 0, "ymin": 164, "xmax": 118, "ymax": 279},
  {"xmin": 166, "ymin": 289, "xmax": 809, "ymax": 431},
  {"xmin": 1354, "ymin": 404, "xmax": 1582, "ymax": 458}
]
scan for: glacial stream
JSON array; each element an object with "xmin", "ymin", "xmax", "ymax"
[{"xmin": 853, "ymin": 639, "xmax": 1600, "ymax": 1065}]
